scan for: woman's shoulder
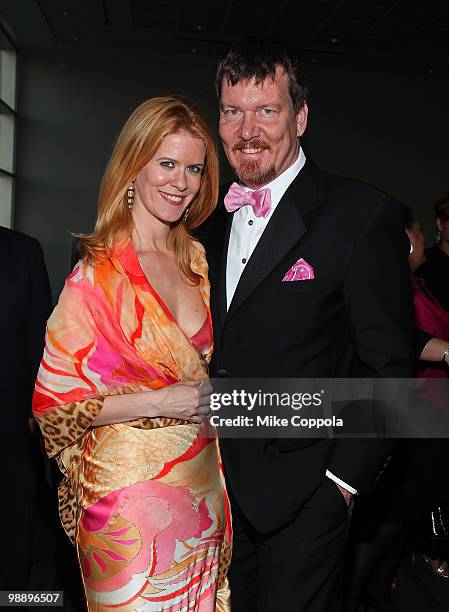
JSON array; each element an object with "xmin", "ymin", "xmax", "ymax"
[
  {"xmin": 189, "ymin": 236, "xmax": 206, "ymax": 259},
  {"xmin": 64, "ymin": 253, "xmax": 122, "ymax": 300}
]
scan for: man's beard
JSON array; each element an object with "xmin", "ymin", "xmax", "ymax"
[{"xmin": 232, "ymin": 139, "xmax": 276, "ymax": 187}]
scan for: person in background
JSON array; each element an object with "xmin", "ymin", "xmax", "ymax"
[
  {"xmin": 344, "ymin": 205, "xmax": 449, "ymax": 612},
  {"xmin": 32, "ymin": 97, "xmax": 231, "ymax": 611},
  {"xmin": 0, "ymin": 227, "xmax": 52, "ymax": 589},
  {"xmin": 417, "ymin": 192, "xmax": 449, "ymax": 311},
  {"xmin": 406, "ymin": 206, "xmax": 449, "ymax": 581}
]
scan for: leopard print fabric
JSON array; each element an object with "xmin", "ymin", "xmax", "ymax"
[
  {"xmin": 127, "ymin": 416, "xmax": 190, "ymax": 428},
  {"xmin": 33, "ymin": 398, "xmax": 103, "ymax": 541},
  {"xmin": 218, "ymin": 539, "xmax": 233, "ymax": 589},
  {"xmin": 36, "ymin": 395, "xmax": 193, "ymax": 458},
  {"xmin": 36, "ymin": 397, "xmax": 206, "ymax": 541},
  {"xmin": 35, "ymin": 397, "xmax": 103, "ymax": 458},
  {"xmin": 57, "ymin": 474, "xmax": 77, "ymax": 543},
  {"xmin": 216, "ymin": 539, "xmax": 232, "ymax": 611}
]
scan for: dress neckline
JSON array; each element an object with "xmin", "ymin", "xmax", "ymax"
[
  {"xmin": 115, "ymin": 239, "xmax": 212, "ymax": 355},
  {"xmin": 137, "ymin": 254, "xmax": 208, "ymax": 341}
]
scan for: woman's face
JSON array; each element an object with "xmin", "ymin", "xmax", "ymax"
[
  {"xmin": 437, "ymin": 216, "xmax": 449, "ymax": 247},
  {"xmin": 406, "ymin": 221, "xmax": 426, "ymax": 272},
  {"xmin": 133, "ymin": 130, "xmax": 206, "ymax": 226}
]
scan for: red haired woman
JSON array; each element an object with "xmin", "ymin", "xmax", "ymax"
[{"xmin": 33, "ymin": 97, "xmax": 231, "ymax": 611}]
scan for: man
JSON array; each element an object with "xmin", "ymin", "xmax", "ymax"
[
  {"xmin": 199, "ymin": 39, "xmax": 415, "ymax": 611},
  {"xmin": 0, "ymin": 226, "xmax": 52, "ymax": 589}
]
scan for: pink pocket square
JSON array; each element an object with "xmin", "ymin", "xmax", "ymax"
[{"xmin": 282, "ymin": 258, "xmax": 315, "ymax": 282}]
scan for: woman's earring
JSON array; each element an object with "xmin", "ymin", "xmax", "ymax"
[
  {"xmin": 127, "ymin": 181, "xmax": 135, "ymax": 210},
  {"xmin": 436, "ymin": 229, "xmax": 442, "ymax": 244},
  {"xmin": 183, "ymin": 207, "xmax": 190, "ymax": 223}
]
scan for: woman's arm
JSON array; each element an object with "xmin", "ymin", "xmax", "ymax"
[
  {"xmin": 419, "ymin": 336, "xmax": 449, "ymax": 365},
  {"xmin": 92, "ymin": 380, "xmax": 213, "ymax": 426}
]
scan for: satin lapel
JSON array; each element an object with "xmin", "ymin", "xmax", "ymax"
[
  {"xmin": 205, "ymin": 204, "xmax": 233, "ymax": 329},
  {"xmin": 226, "ymin": 161, "xmax": 320, "ymax": 322}
]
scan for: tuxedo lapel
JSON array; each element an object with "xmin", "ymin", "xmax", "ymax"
[
  {"xmin": 204, "ymin": 203, "xmax": 233, "ymax": 327},
  {"xmin": 226, "ymin": 160, "xmax": 321, "ymax": 322}
]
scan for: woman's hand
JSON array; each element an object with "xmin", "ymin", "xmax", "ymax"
[
  {"xmin": 92, "ymin": 380, "xmax": 213, "ymax": 427},
  {"xmin": 149, "ymin": 380, "xmax": 213, "ymax": 423}
]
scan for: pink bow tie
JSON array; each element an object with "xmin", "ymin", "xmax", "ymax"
[{"xmin": 224, "ymin": 182, "xmax": 272, "ymax": 218}]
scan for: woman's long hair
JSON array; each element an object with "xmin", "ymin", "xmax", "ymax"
[{"xmin": 78, "ymin": 96, "xmax": 218, "ymax": 282}]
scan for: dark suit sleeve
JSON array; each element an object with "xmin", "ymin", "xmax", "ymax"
[
  {"xmin": 194, "ymin": 216, "xmax": 211, "ymax": 246},
  {"xmin": 328, "ymin": 196, "xmax": 415, "ymax": 493},
  {"xmin": 27, "ymin": 241, "xmax": 52, "ymax": 416}
]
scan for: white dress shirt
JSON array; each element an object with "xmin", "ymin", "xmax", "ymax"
[
  {"xmin": 226, "ymin": 148, "xmax": 306, "ymax": 309},
  {"xmin": 225, "ymin": 147, "xmax": 357, "ymax": 496}
]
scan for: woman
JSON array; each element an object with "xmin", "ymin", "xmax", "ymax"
[
  {"xmin": 344, "ymin": 206, "xmax": 449, "ymax": 611},
  {"xmin": 407, "ymin": 207, "xmax": 449, "ymax": 382},
  {"xmin": 418, "ymin": 192, "xmax": 449, "ymax": 312},
  {"xmin": 404, "ymin": 207, "xmax": 449, "ymax": 580},
  {"xmin": 33, "ymin": 97, "xmax": 231, "ymax": 611}
]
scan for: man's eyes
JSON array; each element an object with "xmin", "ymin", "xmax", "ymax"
[
  {"xmin": 222, "ymin": 107, "xmax": 277, "ymax": 117},
  {"xmin": 259, "ymin": 108, "xmax": 276, "ymax": 117},
  {"xmin": 224, "ymin": 108, "xmax": 242, "ymax": 117}
]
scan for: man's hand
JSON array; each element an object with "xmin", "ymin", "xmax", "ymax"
[{"xmin": 336, "ymin": 484, "xmax": 353, "ymax": 507}]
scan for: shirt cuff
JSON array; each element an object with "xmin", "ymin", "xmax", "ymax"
[{"xmin": 325, "ymin": 470, "xmax": 358, "ymax": 495}]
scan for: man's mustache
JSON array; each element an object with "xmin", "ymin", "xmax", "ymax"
[{"xmin": 232, "ymin": 139, "xmax": 272, "ymax": 152}]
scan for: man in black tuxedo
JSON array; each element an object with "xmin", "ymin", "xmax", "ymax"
[
  {"xmin": 200, "ymin": 39, "xmax": 415, "ymax": 611},
  {"xmin": 0, "ymin": 227, "xmax": 51, "ymax": 589}
]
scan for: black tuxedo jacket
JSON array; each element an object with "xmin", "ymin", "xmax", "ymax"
[
  {"xmin": 0, "ymin": 227, "xmax": 52, "ymax": 457},
  {"xmin": 199, "ymin": 160, "xmax": 415, "ymax": 532}
]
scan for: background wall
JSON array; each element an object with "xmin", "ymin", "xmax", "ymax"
[{"xmin": 13, "ymin": 47, "xmax": 449, "ymax": 300}]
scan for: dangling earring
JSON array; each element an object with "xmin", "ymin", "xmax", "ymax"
[
  {"xmin": 436, "ymin": 229, "xmax": 442, "ymax": 244},
  {"xmin": 127, "ymin": 181, "xmax": 135, "ymax": 210},
  {"xmin": 183, "ymin": 207, "xmax": 190, "ymax": 223}
]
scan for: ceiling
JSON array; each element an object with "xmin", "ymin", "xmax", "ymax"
[{"xmin": 2, "ymin": 0, "xmax": 449, "ymax": 76}]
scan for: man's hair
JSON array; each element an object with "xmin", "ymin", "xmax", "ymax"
[{"xmin": 215, "ymin": 37, "xmax": 308, "ymax": 112}]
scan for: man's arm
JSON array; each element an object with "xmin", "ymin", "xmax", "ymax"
[
  {"xmin": 328, "ymin": 195, "xmax": 415, "ymax": 493},
  {"xmin": 27, "ymin": 240, "xmax": 52, "ymax": 418}
]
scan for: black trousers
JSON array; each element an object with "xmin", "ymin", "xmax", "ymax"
[
  {"xmin": 228, "ymin": 477, "xmax": 351, "ymax": 612},
  {"xmin": 0, "ymin": 446, "xmax": 38, "ymax": 590}
]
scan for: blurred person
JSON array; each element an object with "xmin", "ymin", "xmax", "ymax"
[
  {"xmin": 418, "ymin": 192, "xmax": 449, "ymax": 311},
  {"xmin": 32, "ymin": 97, "xmax": 231, "ymax": 611},
  {"xmin": 0, "ymin": 227, "xmax": 51, "ymax": 589},
  {"xmin": 344, "ymin": 205, "xmax": 449, "ymax": 612},
  {"xmin": 406, "ymin": 206, "xmax": 449, "ymax": 581}
]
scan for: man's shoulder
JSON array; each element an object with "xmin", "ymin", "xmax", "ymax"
[
  {"xmin": 0, "ymin": 226, "xmax": 43, "ymax": 255},
  {"xmin": 299, "ymin": 167, "xmax": 402, "ymax": 234},
  {"xmin": 316, "ymin": 167, "xmax": 398, "ymax": 212}
]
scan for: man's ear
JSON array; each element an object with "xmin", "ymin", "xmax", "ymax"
[{"xmin": 296, "ymin": 103, "xmax": 308, "ymax": 137}]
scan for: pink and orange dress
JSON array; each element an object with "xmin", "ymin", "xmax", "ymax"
[{"xmin": 32, "ymin": 239, "xmax": 231, "ymax": 611}]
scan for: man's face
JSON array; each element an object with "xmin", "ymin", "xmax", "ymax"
[{"xmin": 219, "ymin": 67, "xmax": 308, "ymax": 189}]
